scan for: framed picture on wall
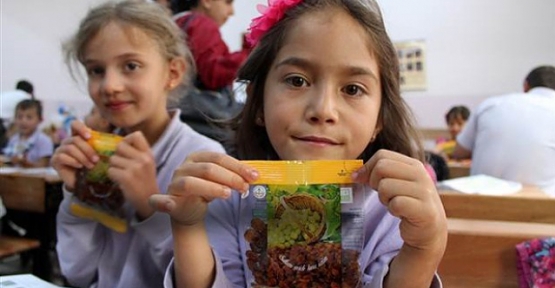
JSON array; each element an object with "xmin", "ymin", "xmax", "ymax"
[{"xmin": 394, "ymin": 40, "xmax": 427, "ymax": 91}]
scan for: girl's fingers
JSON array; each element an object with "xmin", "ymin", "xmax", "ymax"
[
  {"xmin": 121, "ymin": 132, "xmax": 150, "ymax": 153},
  {"xmin": 368, "ymin": 158, "xmax": 421, "ymax": 189},
  {"xmin": 54, "ymin": 153, "xmax": 85, "ymax": 169},
  {"xmin": 71, "ymin": 120, "xmax": 91, "ymax": 138},
  {"xmin": 148, "ymin": 194, "xmax": 176, "ymax": 213},
  {"xmin": 169, "ymin": 175, "xmax": 234, "ymax": 199},
  {"xmin": 56, "ymin": 139, "xmax": 97, "ymax": 168},
  {"xmin": 187, "ymin": 151, "xmax": 259, "ymax": 183}
]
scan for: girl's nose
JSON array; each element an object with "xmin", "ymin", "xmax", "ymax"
[
  {"xmin": 306, "ymin": 87, "xmax": 338, "ymax": 124},
  {"xmin": 101, "ymin": 70, "xmax": 124, "ymax": 95}
]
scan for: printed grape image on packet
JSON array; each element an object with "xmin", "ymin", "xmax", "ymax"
[
  {"xmin": 70, "ymin": 130, "xmax": 127, "ymax": 233},
  {"xmin": 242, "ymin": 160, "xmax": 367, "ymax": 288}
]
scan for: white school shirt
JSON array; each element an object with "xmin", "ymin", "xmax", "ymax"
[{"xmin": 457, "ymin": 87, "xmax": 555, "ymax": 196}]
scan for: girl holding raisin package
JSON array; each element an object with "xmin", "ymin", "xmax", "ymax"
[
  {"xmin": 151, "ymin": 0, "xmax": 447, "ymax": 287},
  {"xmin": 50, "ymin": 2, "xmax": 224, "ymax": 288}
]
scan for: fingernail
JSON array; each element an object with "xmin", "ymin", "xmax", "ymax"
[
  {"xmin": 351, "ymin": 171, "xmax": 359, "ymax": 179},
  {"xmin": 249, "ymin": 169, "xmax": 259, "ymax": 180},
  {"xmin": 241, "ymin": 188, "xmax": 250, "ymax": 199},
  {"xmin": 91, "ymin": 155, "xmax": 99, "ymax": 162},
  {"xmin": 165, "ymin": 200, "xmax": 175, "ymax": 212},
  {"xmin": 223, "ymin": 187, "xmax": 232, "ymax": 198}
]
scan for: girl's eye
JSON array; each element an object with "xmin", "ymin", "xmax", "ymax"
[
  {"xmin": 87, "ymin": 67, "xmax": 104, "ymax": 76},
  {"xmin": 342, "ymin": 84, "xmax": 364, "ymax": 96},
  {"xmin": 285, "ymin": 76, "xmax": 308, "ymax": 87},
  {"xmin": 125, "ymin": 62, "xmax": 139, "ymax": 71}
]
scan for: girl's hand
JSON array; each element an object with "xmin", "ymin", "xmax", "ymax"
[
  {"xmin": 50, "ymin": 121, "xmax": 98, "ymax": 191},
  {"xmin": 149, "ymin": 151, "xmax": 258, "ymax": 226},
  {"xmin": 108, "ymin": 131, "xmax": 158, "ymax": 220},
  {"xmin": 352, "ymin": 149, "xmax": 447, "ymax": 253}
]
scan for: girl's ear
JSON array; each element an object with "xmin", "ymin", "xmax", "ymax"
[
  {"xmin": 167, "ymin": 57, "xmax": 186, "ymax": 90},
  {"xmin": 199, "ymin": 0, "xmax": 212, "ymax": 10}
]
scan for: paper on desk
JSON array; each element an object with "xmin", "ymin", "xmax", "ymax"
[
  {"xmin": 0, "ymin": 167, "xmax": 58, "ymax": 176},
  {"xmin": 0, "ymin": 274, "xmax": 66, "ymax": 288},
  {"xmin": 438, "ymin": 174, "xmax": 523, "ymax": 196}
]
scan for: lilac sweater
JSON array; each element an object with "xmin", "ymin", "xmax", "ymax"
[{"xmin": 56, "ymin": 110, "xmax": 225, "ymax": 288}]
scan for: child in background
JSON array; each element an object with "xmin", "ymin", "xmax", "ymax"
[
  {"xmin": 150, "ymin": 0, "xmax": 447, "ymax": 287},
  {"xmin": 3, "ymin": 99, "xmax": 53, "ymax": 167},
  {"xmin": 173, "ymin": 0, "xmax": 250, "ymax": 91},
  {"xmin": 435, "ymin": 105, "xmax": 470, "ymax": 157},
  {"xmin": 50, "ymin": 2, "xmax": 224, "ymax": 288},
  {"xmin": 83, "ymin": 106, "xmax": 114, "ymax": 133}
]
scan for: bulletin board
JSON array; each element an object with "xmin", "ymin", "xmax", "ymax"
[{"xmin": 394, "ymin": 40, "xmax": 427, "ymax": 91}]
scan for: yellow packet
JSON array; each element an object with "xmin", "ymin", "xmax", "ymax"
[
  {"xmin": 242, "ymin": 160, "xmax": 366, "ymax": 287},
  {"xmin": 71, "ymin": 130, "xmax": 127, "ymax": 233}
]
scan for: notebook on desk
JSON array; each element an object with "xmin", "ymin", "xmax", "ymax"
[
  {"xmin": 0, "ymin": 274, "xmax": 66, "ymax": 288},
  {"xmin": 438, "ymin": 174, "xmax": 523, "ymax": 196}
]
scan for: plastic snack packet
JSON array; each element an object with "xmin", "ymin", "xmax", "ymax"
[
  {"xmin": 70, "ymin": 130, "xmax": 127, "ymax": 233},
  {"xmin": 242, "ymin": 160, "xmax": 367, "ymax": 288}
]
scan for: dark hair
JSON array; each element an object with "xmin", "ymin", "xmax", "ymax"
[
  {"xmin": 233, "ymin": 0, "xmax": 424, "ymax": 162},
  {"xmin": 15, "ymin": 99, "xmax": 43, "ymax": 119},
  {"xmin": 15, "ymin": 80, "xmax": 34, "ymax": 96},
  {"xmin": 525, "ymin": 65, "xmax": 555, "ymax": 90},
  {"xmin": 171, "ymin": 0, "xmax": 198, "ymax": 14},
  {"xmin": 445, "ymin": 105, "xmax": 470, "ymax": 124}
]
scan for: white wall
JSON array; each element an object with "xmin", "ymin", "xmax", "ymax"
[{"xmin": 2, "ymin": 0, "xmax": 554, "ymax": 128}]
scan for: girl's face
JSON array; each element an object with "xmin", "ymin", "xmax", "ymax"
[
  {"xmin": 447, "ymin": 116, "xmax": 466, "ymax": 140},
  {"xmin": 262, "ymin": 8, "xmax": 382, "ymax": 161},
  {"xmin": 83, "ymin": 22, "xmax": 180, "ymax": 134},
  {"xmin": 202, "ymin": 0, "xmax": 234, "ymax": 27}
]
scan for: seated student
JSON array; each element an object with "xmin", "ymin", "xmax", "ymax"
[
  {"xmin": 172, "ymin": 0, "xmax": 248, "ymax": 146},
  {"xmin": 152, "ymin": 0, "xmax": 447, "ymax": 287},
  {"xmin": 453, "ymin": 65, "xmax": 555, "ymax": 195},
  {"xmin": 2, "ymin": 99, "xmax": 53, "ymax": 168},
  {"xmin": 435, "ymin": 105, "xmax": 470, "ymax": 158}
]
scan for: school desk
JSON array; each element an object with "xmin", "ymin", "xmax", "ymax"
[
  {"xmin": 0, "ymin": 169, "xmax": 63, "ymax": 281},
  {"xmin": 440, "ymin": 218, "xmax": 555, "ymax": 288},
  {"xmin": 446, "ymin": 159, "xmax": 471, "ymax": 179},
  {"xmin": 439, "ymin": 186, "xmax": 555, "ymax": 224}
]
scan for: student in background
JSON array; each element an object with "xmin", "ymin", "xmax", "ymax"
[
  {"xmin": 50, "ymin": 2, "xmax": 224, "ymax": 287},
  {"xmin": 435, "ymin": 105, "xmax": 470, "ymax": 158},
  {"xmin": 0, "ymin": 80, "xmax": 35, "ymax": 146},
  {"xmin": 172, "ymin": 0, "xmax": 250, "ymax": 92},
  {"xmin": 3, "ymin": 99, "xmax": 53, "ymax": 168},
  {"xmin": 151, "ymin": 0, "xmax": 447, "ymax": 287},
  {"xmin": 453, "ymin": 65, "xmax": 555, "ymax": 195}
]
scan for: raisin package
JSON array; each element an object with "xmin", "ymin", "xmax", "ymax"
[
  {"xmin": 242, "ymin": 160, "xmax": 367, "ymax": 288},
  {"xmin": 70, "ymin": 130, "xmax": 127, "ymax": 233}
]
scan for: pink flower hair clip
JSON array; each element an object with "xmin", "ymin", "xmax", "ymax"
[{"xmin": 246, "ymin": 0, "xmax": 303, "ymax": 47}]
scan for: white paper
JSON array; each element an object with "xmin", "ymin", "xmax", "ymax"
[
  {"xmin": 0, "ymin": 167, "xmax": 58, "ymax": 177},
  {"xmin": 0, "ymin": 274, "xmax": 65, "ymax": 288},
  {"xmin": 438, "ymin": 174, "xmax": 523, "ymax": 196}
]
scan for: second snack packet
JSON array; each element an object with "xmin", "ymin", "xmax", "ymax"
[{"xmin": 70, "ymin": 130, "xmax": 127, "ymax": 233}]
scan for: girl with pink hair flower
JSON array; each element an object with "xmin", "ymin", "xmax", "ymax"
[{"xmin": 153, "ymin": 0, "xmax": 447, "ymax": 287}]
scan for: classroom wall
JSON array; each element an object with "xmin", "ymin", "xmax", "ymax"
[{"xmin": 1, "ymin": 0, "xmax": 554, "ymax": 128}]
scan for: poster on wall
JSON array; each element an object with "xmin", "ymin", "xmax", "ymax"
[{"xmin": 394, "ymin": 40, "xmax": 427, "ymax": 91}]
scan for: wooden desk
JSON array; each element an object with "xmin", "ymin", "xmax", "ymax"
[
  {"xmin": 0, "ymin": 170, "xmax": 63, "ymax": 280},
  {"xmin": 439, "ymin": 186, "xmax": 555, "ymax": 224},
  {"xmin": 447, "ymin": 160, "xmax": 470, "ymax": 179},
  {"xmin": 440, "ymin": 218, "xmax": 555, "ymax": 288}
]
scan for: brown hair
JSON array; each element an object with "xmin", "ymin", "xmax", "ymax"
[
  {"xmin": 63, "ymin": 0, "xmax": 193, "ymax": 105},
  {"xmin": 15, "ymin": 99, "xmax": 43, "ymax": 120},
  {"xmin": 234, "ymin": 0, "xmax": 423, "ymax": 162}
]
